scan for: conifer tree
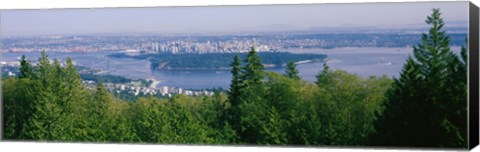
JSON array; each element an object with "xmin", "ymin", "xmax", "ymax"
[
  {"xmin": 372, "ymin": 8, "xmax": 467, "ymax": 148},
  {"xmin": 315, "ymin": 61, "xmax": 331, "ymax": 86},
  {"xmin": 94, "ymin": 80, "xmax": 108, "ymax": 98},
  {"xmin": 19, "ymin": 55, "xmax": 34, "ymax": 79},
  {"xmin": 3, "ymin": 55, "xmax": 37, "ymax": 139},
  {"xmin": 19, "ymin": 52, "xmax": 85, "ymax": 140},
  {"xmin": 226, "ymin": 54, "xmax": 243, "ymax": 133},
  {"xmin": 441, "ymin": 39, "xmax": 468, "ymax": 147},
  {"xmin": 22, "ymin": 52, "xmax": 66, "ymax": 140},
  {"xmin": 284, "ymin": 61, "xmax": 300, "ymax": 80},
  {"xmin": 36, "ymin": 51, "xmax": 54, "ymax": 89},
  {"xmin": 64, "ymin": 58, "xmax": 83, "ymax": 87},
  {"xmin": 236, "ymin": 47, "xmax": 269, "ymax": 143},
  {"xmin": 2, "ymin": 78, "xmax": 35, "ymax": 139},
  {"xmin": 93, "ymin": 81, "xmax": 110, "ymax": 115},
  {"xmin": 227, "ymin": 54, "xmax": 243, "ymax": 107},
  {"xmin": 62, "ymin": 57, "xmax": 90, "ymax": 113},
  {"xmin": 371, "ymin": 57, "xmax": 423, "ymax": 146},
  {"xmin": 241, "ymin": 47, "xmax": 265, "ymax": 85}
]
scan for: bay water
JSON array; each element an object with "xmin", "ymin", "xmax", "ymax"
[{"xmin": 1, "ymin": 47, "xmax": 461, "ymax": 89}]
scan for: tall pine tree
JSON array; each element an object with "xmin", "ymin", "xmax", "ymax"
[
  {"xmin": 241, "ymin": 47, "xmax": 265, "ymax": 85},
  {"xmin": 236, "ymin": 46, "xmax": 269, "ymax": 144},
  {"xmin": 19, "ymin": 55, "xmax": 34, "ymax": 79},
  {"xmin": 315, "ymin": 61, "xmax": 331, "ymax": 87},
  {"xmin": 372, "ymin": 8, "xmax": 467, "ymax": 148},
  {"xmin": 226, "ymin": 54, "xmax": 243, "ymax": 133},
  {"xmin": 22, "ymin": 52, "xmax": 65, "ymax": 140},
  {"xmin": 284, "ymin": 61, "xmax": 300, "ymax": 80},
  {"xmin": 228, "ymin": 54, "xmax": 243, "ymax": 108}
]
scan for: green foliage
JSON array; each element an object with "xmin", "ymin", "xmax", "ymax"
[
  {"xmin": 130, "ymin": 97, "xmax": 216, "ymax": 144},
  {"xmin": 258, "ymin": 107, "xmax": 288, "ymax": 145},
  {"xmin": 20, "ymin": 52, "xmax": 74, "ymax": 140},
  {"xmin": 19, "ymin": 55, "xmax": 34, "ymax": 79},
  {"xmin": 78, "ymin": 66, "xmax": 152, "ymax": 87},
  {"xmin": 265, "ymin": 72, "xmax": 321, "ymax": 145},
  {"xmin": 315, "ymin": 70, "xmax": 392, "ymax": 145},
  {"xmin": 3, "ymin": 9, "xmax": 467, "ymax": 147},
  {"xmin": 109, "ymin": 52, "xmax": 326, "ymax": 70},
  {"xmin": 80, "ymin": 73, "xmax": 133, "ymax": 84},
  {"xmin": 237, "ymin": 94, "xmax": 269, "ymax": 144},
  {"xmin": 227, "ymin": 54, "xmax": 242, "ymax": 107},
  {"xmin": 0, "ymin": 48, "xmax": 395, "ymax": 146},
  {"xmin": 2, "ymin": 78, "xmax": 35, "ymax": 139},
  {"xmin": 284, "ymin": 61, "xmax": 300, "ymax": 80},
  {"xmin": 315, "ymin": 61, "xmax": 331, "ymax": 86},
  {"xmin": 225, "ymin": 54, "xmax": 243, "ymax": 134},
  {"xmin": 197, "ymin": 93, "xmax": 238, "ymax": 144},
  {"xmin": 372, "ymin": 8, "xmax": 467, "ymax": 148},
  {"xmin": 241, "ymin": 47, "xmax": 266, "ymax": 85}
]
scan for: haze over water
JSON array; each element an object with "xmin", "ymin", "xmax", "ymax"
[
  {"xmin": 0, "ymin": 1, "xmax": 468, "ymax": 89},
  {"xmin": 3, "ymin": 46, "xmax": 461, "ymax": 89}
]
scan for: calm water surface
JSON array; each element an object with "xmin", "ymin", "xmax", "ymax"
[{"xmin": 2, "ymin": 47, "xmax": 460, "ymax": 89}]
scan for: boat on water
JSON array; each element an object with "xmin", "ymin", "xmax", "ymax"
[
  {"xmin": 381, "ymin": 61, "xmax": 392, "ymax": 65},
  {"xmin": 379, "ymin": 57, "xmax": 392, "ymax": 65}
]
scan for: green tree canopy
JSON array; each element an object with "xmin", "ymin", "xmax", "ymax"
[
  {"xmin": 372, "ymin": 8, "xmax": 467, "ymax": 148},
  {"xmin": 284, "ymin": 61, "xmax": 300, "ymax": 80}
]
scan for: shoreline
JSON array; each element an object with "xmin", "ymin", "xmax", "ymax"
[
  {"xmin": 146, "ymin": 78, "xmax": 161, "ymax": 88},
  {"xmin": 153, "ymin": 59, "xmax": 324, "ymax": 71}
]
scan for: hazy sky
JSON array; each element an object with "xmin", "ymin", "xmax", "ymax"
[{"xmin": 0, "ymin": 1, "xmax": 469, "ymax": 37}]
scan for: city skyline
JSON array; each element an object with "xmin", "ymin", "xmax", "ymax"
[{"xmin": 0, "ymin": 1, "xmax": 469, "ymax": 37}]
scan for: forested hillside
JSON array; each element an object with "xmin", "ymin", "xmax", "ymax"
[
  {"xmin": 109, "ymin": 52, "xmax": 327, "ymax": 70},
  {"xmin": 2, "ymin": 8, "xmax": 467, "ymax": 148}
]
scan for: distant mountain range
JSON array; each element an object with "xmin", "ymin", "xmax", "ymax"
[
  {"xmin": 3, "ymin": 20, "xmax": 468, "ymax": 38},
  {"xmin": 243, "ymin": 20, "xmax": 468, "ymax": 35}
]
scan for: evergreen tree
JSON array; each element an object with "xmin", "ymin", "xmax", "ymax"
[
  {"xmin": 21, "ymin": 52, "xmax": 55, "ymax": 140},
  {"xmin": 315, "ymin": 61, "xmax": 331, "ymax": 87},
  {"xmin": 441, "ymin": 39, "xmax": 468, "ymax": 146},
  {"xmin": 227, "ymin": 54, "xmax": 243, "ymax": 108},
  {"xmin": 284, "ymin": 61, "xmax": 300, "ymax": 80},
  {"xmin": 69, "ymin": 80, "xmax": 110, "ymax": 142},
  {"xmin": 257, "ymin": 106, "xmax": 288, "ymax": 145},
  {"xmin": 36, "ymin": 51, "xmax": 54, "ymax": 89},
  {"xmin": 19, "ymin": 55, "xmax": 34, "ymax": 79},
  {"xmin": 372, "ymin": 8, "xmax": 467, "ymax": 148},
  {"xmin": 241, "ymin": 47, "xmax": 265, "ymax": 85},
  {"xmin": 4, "ymin": 55, "xmax": 36, "ymax": 139},
  {"xmin": 64, "ymin": 58, "xmax": 83, "ymax": 88},
  {"xmin": 93, "ymin": 80, "xmax": 110, "ymax": 109},
  {"xmin": 60, "ymin": 58, "xmax": 89, "ymax": 107},
  {"xmin": 2, "ymin": 78, "xmax": 35, "ymax": 139},
  {"xmin": 225, "ymin": 54, "xmax": 244, "ymax": 134},
  {"xmin": 371, "ymin": 57, "xmax": 423, "ymax": 146},
  {"xmin": 19, "ymin": 52, "xmax": 87, "ymax": 141},
  {"xmin": 237, "ymin": 47, "xmax": 269, "ymax": 143}
]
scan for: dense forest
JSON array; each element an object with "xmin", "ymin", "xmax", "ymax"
[
  {"xmin": 109, "ymin": 52, "xmax": 327, "ymax": 70},
  {"xmin": 2, "ymin": 66, "xmax": 151, "ymax": 86},
  {"xmin": 2, "ymin": 9, "xmax": 467, "ymax": 148}
]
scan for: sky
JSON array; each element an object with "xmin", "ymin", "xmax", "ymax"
[{"xmin": 0, "ymin": 1, "xmax": 469, "ymax": 37}]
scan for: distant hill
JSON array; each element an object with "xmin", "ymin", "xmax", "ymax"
[{"xmin": 109, "ymin": 52, "xmax": 327, "ymax": 70}]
